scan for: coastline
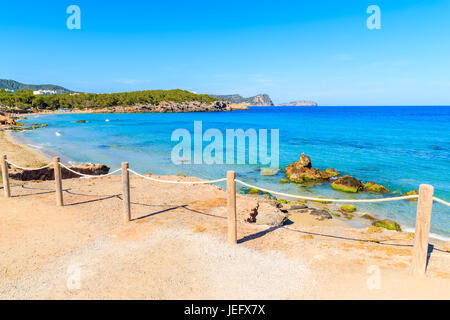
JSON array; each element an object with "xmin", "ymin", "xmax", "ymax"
[
  {"xmin": 1, "ymin": 160, "xmax": 449, "ymax": 299},
  {"xmin": 1, "ymin": 127, "xmax": 449, "ymax": 298},
  {"xmin": 0, "ymin": 130, "xmax": 50, "ymax": 167},
  {"xmin": 2, "ymin": 126, "xmax": 449, "ymax": 242}
]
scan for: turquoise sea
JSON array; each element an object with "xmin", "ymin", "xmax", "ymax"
[{"xmin": 15, "ymin": 106, "xmax": 450, "ymax": 238}]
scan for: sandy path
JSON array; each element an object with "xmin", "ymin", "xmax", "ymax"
[
  {"xmin": 1, "ymin": 175, "xmax": 449, "ymax": 299},
  {"xmin": 1, "ymin": 130, "xmax": 449, "ymax": 299}
]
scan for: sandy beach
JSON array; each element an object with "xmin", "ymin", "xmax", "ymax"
[{"xmin": 0, "ymin": 131, "xmax": 449, "ymax": 299}]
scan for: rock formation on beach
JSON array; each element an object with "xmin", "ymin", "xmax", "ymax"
[
  {"xmin": 246, "ymin": 200, "xmax": 288, "ymax": 226},
  {"xmin": 285, "ymin": 153, "xmax": 340, "ymax": 183},
  {"xmin": 9, "ymin": 163, "xmax": 110, "ymax": 181},
  {"xmin": 0, "ymin": 112, "xmax": 16, "ymax": 125}
]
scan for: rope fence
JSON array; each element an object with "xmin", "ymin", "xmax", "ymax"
[
  {"xmin": 235, "ymin": 179, "xmax": 420, "ymax": 203},
  {"xmin": 59, "ymin": 162, "xmax": 122, "ymax": 179},
  {"xmin": 1, "ymin": 155, "xmax": 449, "ymax": 276},
  {"xmin": 128, "ymin": 168, "xmax": 227, "ymax": 184},
  {"xmin": 7, "ymin": 162, "xmax": 52, "ymax": 171}
]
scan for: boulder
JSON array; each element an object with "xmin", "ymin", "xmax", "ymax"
[
  {"xmin": 295, "ymin": 207, "xmax": 332, "ymax": 221},
  {"xmin": 9, "ymin": 163, "xmax": 110, "ymax": 181},
  {"xmin": 372, "ymin": 219, "xmax": 402, "ymax": 232},
  {"xmin": 285, "ymin": 166, "xmax": 324, "ymax": 183},
  {"xmin": 246, "ymin": 201, "xmax": 288, "ymax": 226},
  {"xmin": 364, "ymin": 181, "xmax": 389, "ymax": 193},
  {"xmin": 340, "ymin": 204, "xmax": 356, "ymax": 213},
  {"xmin": 403, "ymin": 190, "xmax": 419, "ymax": 201},
  {"xmin": 0, "ymin": 114, "xmax": 16, "ymax": 125},
  {"xmin": 361, "ymin": 214, "xmax": 377, "ymax": 221},
  {"xmin": 285, "ymin": 154, "xmax": 340, "ymax": 183},
  {"xmin": 289, "ymin": 204, "xmax": 308, "ymax": 210},
  {"xmin": 248, "ymin": 187, "xmax": 262, "ymax": 195},
  {"xmin": 331, "ymin": 175, "xmax": 363, "ymax": 193},
  {"xmin": 324, "ymin": 168, "xmax": 340, "ymax": 178},
  {"xmin": 299, "ymin": 153, "xmax": 312, "ymax": 168},
  {"xmin": 260, "ymin": 168, "xmax": 277, "ymax": 176}
]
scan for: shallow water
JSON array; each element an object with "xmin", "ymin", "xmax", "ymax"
[{"xmin": 16, "ymin": 106, "xmax": 450, "ymax": 238}]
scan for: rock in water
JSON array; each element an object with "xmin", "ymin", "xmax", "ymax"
[
  {"xmin": 330, "ymin": 175, "xmax": 363, "ymax": 193},
  {"xmin": 364, "ymin": 181, "xmax": 389, "ymax": 193},
  {"xmin": 403, "ymin": 189, "xmax": 419, "ymax": 201},
  {"xmin": 372, "ymin": 219, "xmax": 402, "ymax": 232},
  {"xmin": 299, "ymin": 153, "xmax": 312, "ymax": 168},
  {"xmin": 285, "ymin": 154, "xmax": 340, "ymax": 183},
  {"xmin": 340, "ymin": 204, "xmax": 356, "ymax": 212}
]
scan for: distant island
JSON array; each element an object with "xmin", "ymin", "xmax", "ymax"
[{"xmin": 276, "ymin": 100, "xmax": 318, "ymax": 106}]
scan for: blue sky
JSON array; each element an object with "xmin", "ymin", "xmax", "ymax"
[{"xmin": 1, "ymin": 0, "xmax": 449, "ymax": 105}]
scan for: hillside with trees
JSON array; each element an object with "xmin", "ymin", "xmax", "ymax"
[
  {"xmin": 0, "ymin": 89, "xmax": 219, "ymax": 111},
  {"xmin": 0, "ymin": 79, "xmax": 72, "ymax": 94}
]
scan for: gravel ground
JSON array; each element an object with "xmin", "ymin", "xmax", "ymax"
[{"xmin": 1, "ymin": 175, "xmax": 449, "ymax": 299}]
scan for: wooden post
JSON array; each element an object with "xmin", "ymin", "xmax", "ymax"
[
  {"xmin": 1, "ymin": 155, "xmax": 11, "ymax": 198},
  {"xmin": 411, "ymin": 184, "xmax": 434, "ymax": 276},
  {"xmin": 227, "ymin": 171, "xmax": 237, "ymax": 244},
  {"xmin": 53, "ymin": 157, "xmax": 63, "ymax": 206},
  {"xmin": 122, "ymin": 162, "xmax": 131, "ymax": 222}
]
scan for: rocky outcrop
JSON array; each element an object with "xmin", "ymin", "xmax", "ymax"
[
  {"xmin": 330, "ymin": 175, "xmax": 363, "ymax": 193},
  {"xmin": 340, "ymin": 204, "xmax": 356, "ymax": 213},
  {"xmin": 290, "ymin": 207, "xmax": 332, "ymax": 221},
  {"xmin": 9, "ymin": 163, "xmax": 110, "ymax": 181},
  {"xmin": 0, "ymin": 113, "xmax": 16, "ymax": 125},
  {"xmin": 211, "ymin": 94, "xmax": 274, "ymax": 106},
  {"xmin": 364, "ymin": 181, "xmax": 389, "ymax": 193},
  {"xmin": 403, "ymin": 189, "xmax": 419, "ymax": 201},
  {"xmin": 285, "ymin": 154, "xmax": 340, "ymax": 183},
  {"xmin": 372, "ymin": 219, "xmax": 402, "ymax": 232},
  {"xmin": 246, "ymin": 200, "xmax": 288, "ymax": 226},
  {"xmin": 298, "ymin": 153, "xmax": 312, "ymax": 168},
  {"xmin": 85, "ymin": 101, "xmax": 229, "ymax": 114}
]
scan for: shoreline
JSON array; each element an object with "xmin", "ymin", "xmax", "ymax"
[
  {"xmin": 1, "ymin": 160, "xmax": 449, "ymax": 298},
  {"xmin": 2, "ymin": 127, "xmax": 449, "ymax": 242},
  {"xmin": 1, "ymin": 127, "xmax": 449, "ymax": 299},
  {"xmin": 0, "ymin": 130, "xmax": 50, "ymax": 166}
]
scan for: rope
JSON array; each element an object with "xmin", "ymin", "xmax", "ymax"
[
  {"xmin": 6, "ymin": 161, "xmax": 52, "ymax": 171},
  {"xmin": 433, "ymin": 197, "xmax": 450, "ymax": 207},
  {"xmin": 234, "ymin": 179, "xmax": 419, "ymax": 203},
  {"xmin": 59, "ymin": 162, "xmax": 122, "ymax": 178},
  {"xmin": 128, "ymin": 168, "xmax": 227, "ymax": 184}
]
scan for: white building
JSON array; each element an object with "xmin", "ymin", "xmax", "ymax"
[{"xmin": 33, "ymin": 90, "xmax": 57, "ymax": 95}]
